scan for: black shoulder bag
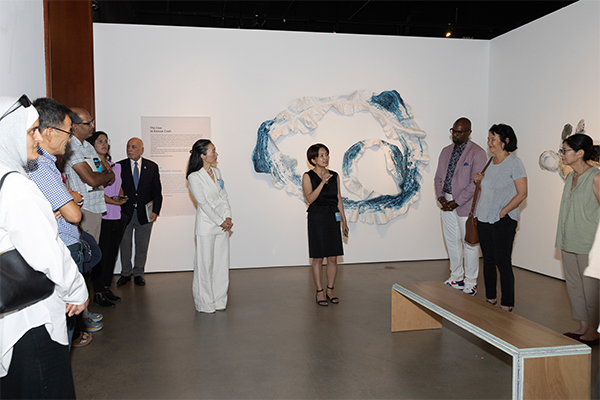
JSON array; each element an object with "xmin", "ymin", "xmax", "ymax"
[{"xmin": 0, "ymin": 171, "xmax": 55, "ymax": 314}]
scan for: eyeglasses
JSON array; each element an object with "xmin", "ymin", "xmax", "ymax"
[
  {"xmin": 0, "ymin": 94, "xmax": 33, "ymax": 122},
  {"xmin": 50, "ymin": 126, "xmax": 74, "ymax": 137},
  {"xmin": 558, "ymin": 148, "xmax": 574, "ymax": 155},
  {"xmin": 449, "ymin": 128, "xmax": 469, "ymax": 134},
  {"xmin": 76, "ymin": 119, "xmax": 95, "ymax": 126},
  {"xmin": 96, "ymin": 138, "xmax": 110, "ymax": 145}
]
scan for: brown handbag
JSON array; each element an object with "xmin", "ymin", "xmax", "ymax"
[{"xmin": 464, "ymin": 157, "xmax": 493, "ymax": 245}]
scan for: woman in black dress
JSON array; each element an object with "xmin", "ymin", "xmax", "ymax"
[{"xmin": 302, "ymin": 143, "xmax": 349, "ymax": 306}]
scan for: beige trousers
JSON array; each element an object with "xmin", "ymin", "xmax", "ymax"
[{"xmin": 562, "ymin": 250, "xmax": 600, "ymax": 327}]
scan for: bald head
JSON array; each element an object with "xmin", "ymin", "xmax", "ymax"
[
  {"xmin": 451, "ymin": 117, "xmax": 472, "ymax": 146},
  {"xmin": 69, "ymin": 107, "xmax": 95, "ymax": 141},
  {"xmin": 127, "ymin": 137, "xmax": 144, "ymax": 161},
  {"xmin": 455, "ymin": 117, "xmax": 471, "ymax": 131}
]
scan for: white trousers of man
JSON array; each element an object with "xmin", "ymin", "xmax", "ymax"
[
  {"xmin": 193, "ymin": 233, "xmax": 230, "ymax": 313},
  {"xmin": 441, "ymin": 193, "xmax": 480, "ymax": 287}
]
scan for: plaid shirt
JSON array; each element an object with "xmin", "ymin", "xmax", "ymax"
[
  {"xmin": 63, "ymin": 137, "xmax": 107, "ymax": 214},
  {"xmin": 26, "ymin": 147, "xmax": 80, "ymax": 246}
]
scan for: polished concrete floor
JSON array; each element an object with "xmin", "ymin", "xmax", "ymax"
[{"xmin": 72, "ymin": 260, "xmax": 599, "ymax": 399}]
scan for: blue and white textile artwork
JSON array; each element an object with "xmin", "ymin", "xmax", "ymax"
[{"xmin": 252, "ymin": 89, "xmax": 428, "ymax": 224}]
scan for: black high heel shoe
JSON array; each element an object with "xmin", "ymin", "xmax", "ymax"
[
  {"xmin": 326, "ymin": 286, "xmax": 339, "ymax": 304},
  {"xmin": 316, "ymin": 289, "xmax": 328, "ymax": 307}
]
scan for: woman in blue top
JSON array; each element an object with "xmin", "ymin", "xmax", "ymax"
[
  {"xmin": 302, "ymin": 143, "xmax": 349, "ymax": 307},
  {"xmin": 474, "ymin": 124, "xmax": 527, "ymax": 312}
]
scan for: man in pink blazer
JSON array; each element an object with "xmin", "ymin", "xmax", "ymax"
[{"xmin": 434, "ymin": 117, "xmax": 487, "ymax": 296}]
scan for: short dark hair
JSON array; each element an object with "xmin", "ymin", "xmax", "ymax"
[
  {"xmin": 306, "ymin": 143, "xmax": 329, "ymax": 166},
  {"xmin": 489, "ymin": 123, "xmax": 518, "ymax": 152},
  {"xmin": 32, "ymin": 97, "xmax": 71, "ymax": 133},
  {"xmin": 88, "ymin": 131, "xmax": 111, "ymax": 161},
  {"xmin": 187, "ymin": 139, "xmax": 212, "ymax": 178},
  {"xmin": 564, "ymin": 133, "xmax": 600, "ymax": 162}
]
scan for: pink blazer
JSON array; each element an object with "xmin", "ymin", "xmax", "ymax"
[{"xmin": 434, "ymin": 140, "xmax": 487, "ymax": 217}]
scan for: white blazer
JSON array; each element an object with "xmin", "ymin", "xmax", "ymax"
[{"xmin": 189, "ymin": 167, "xmax": 232, "ymax": 236}]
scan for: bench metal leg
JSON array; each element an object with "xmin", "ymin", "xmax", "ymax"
[
  {"xmin": 391, "ymin": 289, "xmax": 442, "ymax": 332},
  {"xmin": 514, "ymin": 353, "xmax": 590, "ymax": 399}
]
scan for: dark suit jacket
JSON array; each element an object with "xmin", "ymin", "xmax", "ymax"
[{"xmin": 118, "ymin": 157, "xmax": 163, "ymax": 225}]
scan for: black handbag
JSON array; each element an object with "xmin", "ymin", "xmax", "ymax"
[{"xmin": 0, "ymin": 172, "xmax": 55, "ymax": 314}]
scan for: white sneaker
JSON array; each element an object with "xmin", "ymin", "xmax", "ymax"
[
  {"xmin": 444, "ymin": 279, "xmax": 464, "ymax": 290},
  {"xmin": 463, "ymin": 285, "xmax": 477, "ymax": 296}
]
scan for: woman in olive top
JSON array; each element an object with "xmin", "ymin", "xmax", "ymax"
[{"xmin": 556, "ymin": 133, "xmax": 600, "ymax": 344}]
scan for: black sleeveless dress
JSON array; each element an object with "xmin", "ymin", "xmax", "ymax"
[{"xmin": 306, "ymin": 170, "xmax": 344, "ymax": 258}]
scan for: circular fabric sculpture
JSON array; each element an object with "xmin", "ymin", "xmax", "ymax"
[{"xmin": 252, "ymin": 90, "xmax": 428, "ymax": 224}]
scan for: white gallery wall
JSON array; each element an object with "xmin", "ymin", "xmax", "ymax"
[
  {"xmin": 0, "ymin": 1, "xmax": 597, "ymax": 278},
  {"xmin": 93, "ymin": 0, "xmax": 598, "ymax": 277},
  {"xmin": 0, "ymin": 0, "xmax": 46, "ymax": 99},
  {"xmin": 93, "ymin": 23, "xmax": 490, "ymax": 272},
  {"xmin": 488, "ymin": 0, "xmax": 600, "ymax": 278}
]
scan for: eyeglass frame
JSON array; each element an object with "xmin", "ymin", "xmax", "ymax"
[
  {"xmin": 75, "ymin": 119, "xmax": 95, "ymax": 126},
  {"xmin": 449, "ymin": 128, "xmax": 470, "ymax": 135},
  {"xmin": 558, "ymin": 147, "xmax": 575, "ymax": 155},
  {"xmin": 49, "ymin": 126, "xmax": 74, "ymax": 137},
  {"xmin": 0, "ymin": 94, "xmax": 33, "ymax": 122}
]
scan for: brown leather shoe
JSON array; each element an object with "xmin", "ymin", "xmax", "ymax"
[{"xmin": 72, "ymin": 332, "xmax": 93, "ymax": 348}]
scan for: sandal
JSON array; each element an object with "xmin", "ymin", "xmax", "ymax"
[
  {"xmin": 500, "ymin": 305, "xmax": 513, "ymax": 312},
  {"xmin": 486, "ymin": 299, "xmax": 497, "ymax": 306},
  {"xmin": 326, "ymin": 286, "xmax": 339, "ymax": 304},
  {"xmin": 316, "ymin": 289, "xmax": 328, "ymax": 306},
  {"xmin": 72, "ymin": 332, "xmax": 93, "ymax": 348}
]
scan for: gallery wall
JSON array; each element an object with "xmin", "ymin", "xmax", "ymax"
[
  {"xmin": 0, "ymin": 0, "xmax": 46, "ymax": 99},
  {"xmin": 93, "ymin": 24, "xmax": 490, "ymax": 271},
  {"xmin": 94, "ymin": 0, "xmax": 598, "ymax": 277},
  {"xmin": 488, "ymin": 0, "xmax": 600, "ymax": 278},
  {"xmin": 2, "ymin": 0, "xmax": 596, "ymax": 279}
]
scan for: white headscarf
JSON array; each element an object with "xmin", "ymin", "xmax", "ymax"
[{"xmin": 0, "ymin": 96, "xmax": 39, "ymax": 175}]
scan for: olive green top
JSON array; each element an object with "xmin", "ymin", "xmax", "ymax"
[{"xmin": 555, "ymin": 167, "xmax": 600, "ymax": 254}]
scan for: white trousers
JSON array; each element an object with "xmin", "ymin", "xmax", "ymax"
[
  {"xmin": 441, "ymin": 193, "xmax": 480, "ymax": 286},
  {"xmin": 193, "ymin": 233, "xmax": 230, "ymax": 313}
]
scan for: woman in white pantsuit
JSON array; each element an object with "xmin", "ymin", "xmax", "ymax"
[{"xmin": 187, "ymin": 140, "xmax": 233, "ymax": 313}]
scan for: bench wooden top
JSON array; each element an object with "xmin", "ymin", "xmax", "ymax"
[{"xmin": 393, "ymin": 281, "xmax": 590, "ymax": 355}]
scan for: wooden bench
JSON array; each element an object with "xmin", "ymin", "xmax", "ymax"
[{"xmin": 392, "ymin": 281, "xmax": 591, "ymax": 399}]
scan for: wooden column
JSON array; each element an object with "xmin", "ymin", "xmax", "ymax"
[{"xmin": 44, "ymin": 0, "xmax": 95, "ymax": 114}]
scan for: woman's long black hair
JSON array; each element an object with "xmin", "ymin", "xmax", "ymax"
[{"xmin": 186, "ymin": 139, "xmax": 212, "ymax": 178}]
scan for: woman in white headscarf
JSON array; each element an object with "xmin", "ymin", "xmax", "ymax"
[{"xmin": 0, "ymin": 96, "xmax": 88, "ymax": 399}]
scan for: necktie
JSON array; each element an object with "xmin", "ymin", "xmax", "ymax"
[{"xmin": 133, "ymin": 161, "xmax": 139, "ymax": 190}]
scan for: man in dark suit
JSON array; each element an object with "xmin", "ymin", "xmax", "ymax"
[{"xmin": 117, "ymin": 137, "xmax": 162, "ymax": 286}]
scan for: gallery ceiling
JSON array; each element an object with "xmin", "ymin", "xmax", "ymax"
[{"xmin": 92, "ymin": 1, "xmax": 577, "ymax": 40}]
